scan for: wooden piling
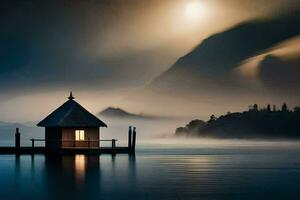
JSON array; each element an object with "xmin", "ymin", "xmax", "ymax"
[
  {"xmin": 15, "ymin": 128, "xmax": 20, "ymax": 150},
  {"xmin": 132, "ymin": 127, "xmax": 136, "ymax": 151},
  {"xmin": 31, "ymin": 139, "xmax": 35, "ymax": 154},
  {"xmin": 112, "ymin": 139, "xmax": 116, "ymax": 154},
  {"xmin": 128, "ymin": 126, "xmax": 132, "ymax": 149},
  {"xmin": 112, "ymin": 139, "xmax": 116, "ymax": 149},
  {"xmin": 31, "ymin": 139, "xmax": 35, "ymax": 148}
]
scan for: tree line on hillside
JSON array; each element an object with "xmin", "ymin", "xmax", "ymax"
[{"xmin": 175, "ymin": 103, "xmax": 300, "ymax": 139}]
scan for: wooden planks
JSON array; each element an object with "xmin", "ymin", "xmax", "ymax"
[{"xmin": 0, "ymin": 147, "xmax": 132, "ymax": 155}]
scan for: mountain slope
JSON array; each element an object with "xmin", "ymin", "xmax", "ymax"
[
  {"xmin": 258, "ymin": 55, "xmax": 300, "ymax": 96},
  {"xmin": 149, "ymin": 10, "xmax": 300, "ymax": 93}
]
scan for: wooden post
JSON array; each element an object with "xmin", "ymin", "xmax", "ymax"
[
  {"xmin": 132, "ymin": 127, "xmax": 136, "ymax": 151},
  {"xmin": 112, "ymin": 139, "xmax": 116, "ymax": 148},
  {"xmin": 128, "ymin": 126, "xmax": 132, "ymax": 149},
  {"xmin": 112, "ymin": 139, "xmax": 116, "ymax": 154},
  {"xmin": 31, "ymin": 139, "xmax": 34, "ymax": 154},
  {"xmin": 15, "ymin": 128, "xmax": 20, "ymax": 150}
]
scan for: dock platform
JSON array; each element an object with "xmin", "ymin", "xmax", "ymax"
[
  {"xmin": 0, "ymin": 126, "xmax": 137, "ymax": 155},
  {"xmin": 0, "ymin": 147, "xmax": 133, "ymax": 155}
]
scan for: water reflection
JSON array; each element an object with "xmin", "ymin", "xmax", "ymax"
[
  {"xmin": 14, "ymin": 155, "xmax": 21, "ymax": 193},
  {"xmin": 41, "ymin": 154, "xmax": 136, "ymax": 199},
  {"xmin": 75, "ymin": 155, "xmax": 86, "ymax": 184},
  {"xmin": 6, "ymin": 146, "xmax": 300, "ymax": 200}
]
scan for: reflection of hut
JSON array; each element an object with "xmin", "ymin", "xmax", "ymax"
[
  {"xmin": 37, "ymin": 92, "xmax": 107, "ymax": 150},
  {"xmin": 44, "ymin": 155, "xmax": 101, "ymax": 194}
]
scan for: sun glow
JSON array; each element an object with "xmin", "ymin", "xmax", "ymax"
[{"xmin": 185, "ymin": 1, "xmax": 206, "ymax": 21}]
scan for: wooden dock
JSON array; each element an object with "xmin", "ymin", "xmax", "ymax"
[
  {"xmin": 0, "ymin": 127, "xmax": 136, "ymax": 155},
  {"xmin": 0, "ymin": 147, "xmax": 133, "ymax": 155}
]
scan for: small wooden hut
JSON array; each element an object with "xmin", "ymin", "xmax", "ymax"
[{"xmin": 37, "ymin": 92, "xmax": 107, "ymax": 150}]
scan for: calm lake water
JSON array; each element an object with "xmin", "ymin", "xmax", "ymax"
[{"xmin": 0, "ymin": 140, "xmax": 300, "ymax": 200}]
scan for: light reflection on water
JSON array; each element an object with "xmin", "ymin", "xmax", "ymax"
[
  {"xmin": 75, "ymin": 155, "xmax": 86, "ymax": 185},
  {"xmin": 0, "ymin": 142, "xmax": 300, "ymax": 199}
]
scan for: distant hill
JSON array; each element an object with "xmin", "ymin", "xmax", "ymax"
[
  {"xmin": 99, "ymin": 107, "xmax": 140, "ymax": 118},
  {"xmin": 98, "ymin": 107, "xmax": 176, "ymax": 120},
  {"xmin": 0, "ymin": 121, "xmax": 27, "ymax": 129},
  {"xmin": 99, "ymin": 107, "xmax": 161, "ymax": 119},
  {"xmin": 175, "ymin": 104, "xmax": 300, "ymax": 139},
  {"xmin": 0, "ymin": 121, "xmax": 43, "ymax": 143}
]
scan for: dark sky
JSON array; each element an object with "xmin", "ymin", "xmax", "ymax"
[{"xmin": 0, "ymin": 0, "xmax": 299, "ymax": 121}]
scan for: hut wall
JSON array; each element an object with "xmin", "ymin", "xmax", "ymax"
[
  {"xmin": 45, "ymin": 127, "xmax": 62, "ymax": 150},
  {"xmin": 61, "ymin": 127, "xmax": 100, "ymax": 148}
]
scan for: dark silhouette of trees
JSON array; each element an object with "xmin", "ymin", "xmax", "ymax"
[
  {"xmin": 294, "ymin": 106, "xmax": 300, "ymax": 112},
  {"xmin": 176, "ymin": 120, "xmax": 205, "ymax": 136},
  {"xmin": 175, "ymin": 103, "xmax": 300, "ymax": 139},
  {"xmin": 267, "ymin": 104, "xmax": 271, "ymax": 112},
  {"xmin": 210, "ymin": 115, "xmax": 216, "ymax": 121},
  {"xmin": 249, "ymin": 104, "xmax": 259, "ymax": 112},
  {"xmin": 282, "ymin": 103, "xmax": 288, "ymax": 112},
  {"xmin": 253, "ymin": 104, "xmax": 258, "ymax": 111}
]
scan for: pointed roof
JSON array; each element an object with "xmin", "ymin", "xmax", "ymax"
[{"xmin": 37, "ymin": 93, "xmax": 107, "ymax": 128}]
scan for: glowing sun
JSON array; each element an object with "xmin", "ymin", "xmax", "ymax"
[{"xmin": 185, "ymin": 1, "xmax": 205, "ymax": 20}]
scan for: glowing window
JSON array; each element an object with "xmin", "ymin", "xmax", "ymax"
[{"xmin": 75, "ymin": 130, "xmax": 85, "ymax": 141}]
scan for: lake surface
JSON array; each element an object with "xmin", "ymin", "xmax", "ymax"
[{"xmin": 0, "ymin": 140, "xmax": 300, "ymax": 200}]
